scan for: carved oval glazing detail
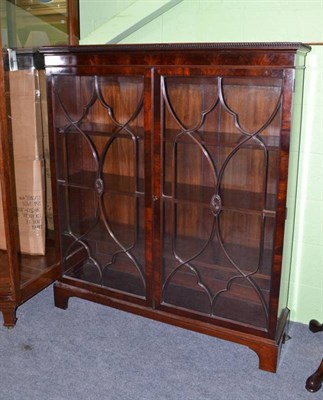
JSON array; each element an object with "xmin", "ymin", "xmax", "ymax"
[
  {"xmin": 210, "ymin": 194, "xmax": 222, "ymax": 216},
  {"xmin": 95, "ymin": 178, "xmax": 104, "ymax": 197}
]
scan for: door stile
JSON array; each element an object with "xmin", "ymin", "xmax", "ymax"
[
  {"xmin": 267, "ymin": 68, "xmax": 295, "ymax": 339},
  {"xmin": 151, "ymin": 69, "xmax": 163, "ymax": 309},
  {"xmin": 144, "ymin": 68, "xmax": 154, "ymax": 307},
  {"xmin": 0, "ymin": 45, "xmax": 20, "ymax": 304}
]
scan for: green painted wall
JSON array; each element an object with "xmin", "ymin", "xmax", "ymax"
[
  {"xmin": 80, "ymin": 0, "xmax": 135, "ymax": 40},
  {"xmin": 79, "ymin": 1, "xmax": 182, "ymax": 44},
  {"xmin": 80, "ymin": 0, "xmax": 323, "ymax": 324}
]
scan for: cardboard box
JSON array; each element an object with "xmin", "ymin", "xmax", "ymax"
[
  {"xmin": 0, "ymin": 69, "xmax": 46, "ymax": 255},
  {"xmin": 9, "ymin": 69, "xmax": 44, "ymax": 160},
  {"xmin": 12, "ymin": 159, "xmax": 45, "ymax": 255}
]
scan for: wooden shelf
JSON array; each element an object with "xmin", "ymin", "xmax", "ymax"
[
  {"xmin": 60, "ymin": 220, "xmax": 271, "ymax": 289},
  {"xmin": 163, "ymin": 182, "xmax": 277, "ymax": 215},
  {"xmin": 58, "ymin": 171, "xmax": 145, "ymax": 197},
  {"xmin": 58, "ymin": 171, "xmax": 276, "ymax": 215},
  {"xmin": 19, "ymin": 236, "xmax": 57, "ymax": 287},
  {"xmin": 16, "ymin": 0, "xmax": 67, "ymax": 17},
  {"xmin": 59, "ymin": 220, "xmax": 270, "ymax": 329},
  {"xmin": 164, "ymin": 129, "xmax": 281, "ymax": 151},
  {"xmin": 63, "ymin": 123, "xmax": 145, "ymax": 139},
  {"xmin": 163, "ymin": 235, "xmax": 273, "ymax": 280},
  {"xmin": 66, "ymin": 263, "xmax": 145, "ymax": 297},
  {"xmin": 0, "ymin": 233, "xmax": 57, "ymax": 293},
  {"xmin": 0, "ymin": 251, "xmax": 11, "ymax": 295},
  {"xmin": 162, "ymin": 281, "xmax": 268, "ymax": 329},
  {"xmin": 59, "ymin": 124, "xmax": 280, "ymax": 151}
]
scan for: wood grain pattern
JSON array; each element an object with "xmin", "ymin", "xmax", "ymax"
[{"xmin": 41, "ymin": 43, "xmax": 310, "ymax": 371}]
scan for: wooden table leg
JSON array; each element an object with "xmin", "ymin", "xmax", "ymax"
[
  {"xmin": 306, "ymin": 359, "xmax": 323, "ymax": 393},
  {"xmin": 306, "ymin": 319, "xmax": 323, "ymax": 393},
  {"xmin": 309, "ymin": 319, "xmax": 323, "ymax": 333}
]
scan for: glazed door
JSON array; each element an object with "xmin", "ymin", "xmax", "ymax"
[
  {"xmin": 154, "ymin": 68, "xmax": 285, "ymax": 331},
  {"xmin": 50, "ymin": 69, "xmax": 149, "ymax": 304}
]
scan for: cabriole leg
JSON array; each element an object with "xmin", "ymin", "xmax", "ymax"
[
  {"xmin": 306, "ymin": 359, "xmax": 323, "ymax": 393},
  {"xmin": 309, "ymin": 319, "xmax": 323, "ymax": 333},
  {"xmin": 306, "ymin": 319, "xmax": 323, "ymax": 392}
]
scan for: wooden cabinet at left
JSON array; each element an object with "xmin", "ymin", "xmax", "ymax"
[{"xmin": 0, "ymin": 48, "xmax": 59, "ymax": 327}]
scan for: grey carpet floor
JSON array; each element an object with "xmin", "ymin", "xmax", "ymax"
[{"xmin": 0, "ymin": 285, "xmax": 322, "ymax": 400}]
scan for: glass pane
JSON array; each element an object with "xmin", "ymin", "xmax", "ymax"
[
  {"xmin": 53, "ymin": 74, "xmax": 146, "ymax": 298},
  {"xmin": 161, "ymin": 74, "xmax": 282, "ymax": 330},
  {"xmin": 1, "ymin": 0, "xmax": 68, "ymax": 48}
]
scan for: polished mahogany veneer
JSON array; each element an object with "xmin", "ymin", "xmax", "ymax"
[
  {"xmin": 0, "ymin": 49, "xmax": 60, "ymax": 328},
  {"xmin": 0, "ymin": 0, "xmax": 79, "ymax": 327},
  {"xmin": 39, "ymin": 42, "xmax": 310, "ymax": 372}
]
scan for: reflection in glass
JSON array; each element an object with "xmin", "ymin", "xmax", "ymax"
[
  {"xmin": 53, "ymin": 75, "xmax": 146, "ymax": 298},
  {"xmin": 1, "ymin": 0, "xmax": 68, "ymax": 48},
  {"xmin": 161, "ymin": 75, "xmax": 283, "ymax": 330}
]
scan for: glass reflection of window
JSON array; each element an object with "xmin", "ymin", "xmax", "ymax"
[{"xmin": 0, "ymin": 0, "xmax": 68, "ymax": 48}]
